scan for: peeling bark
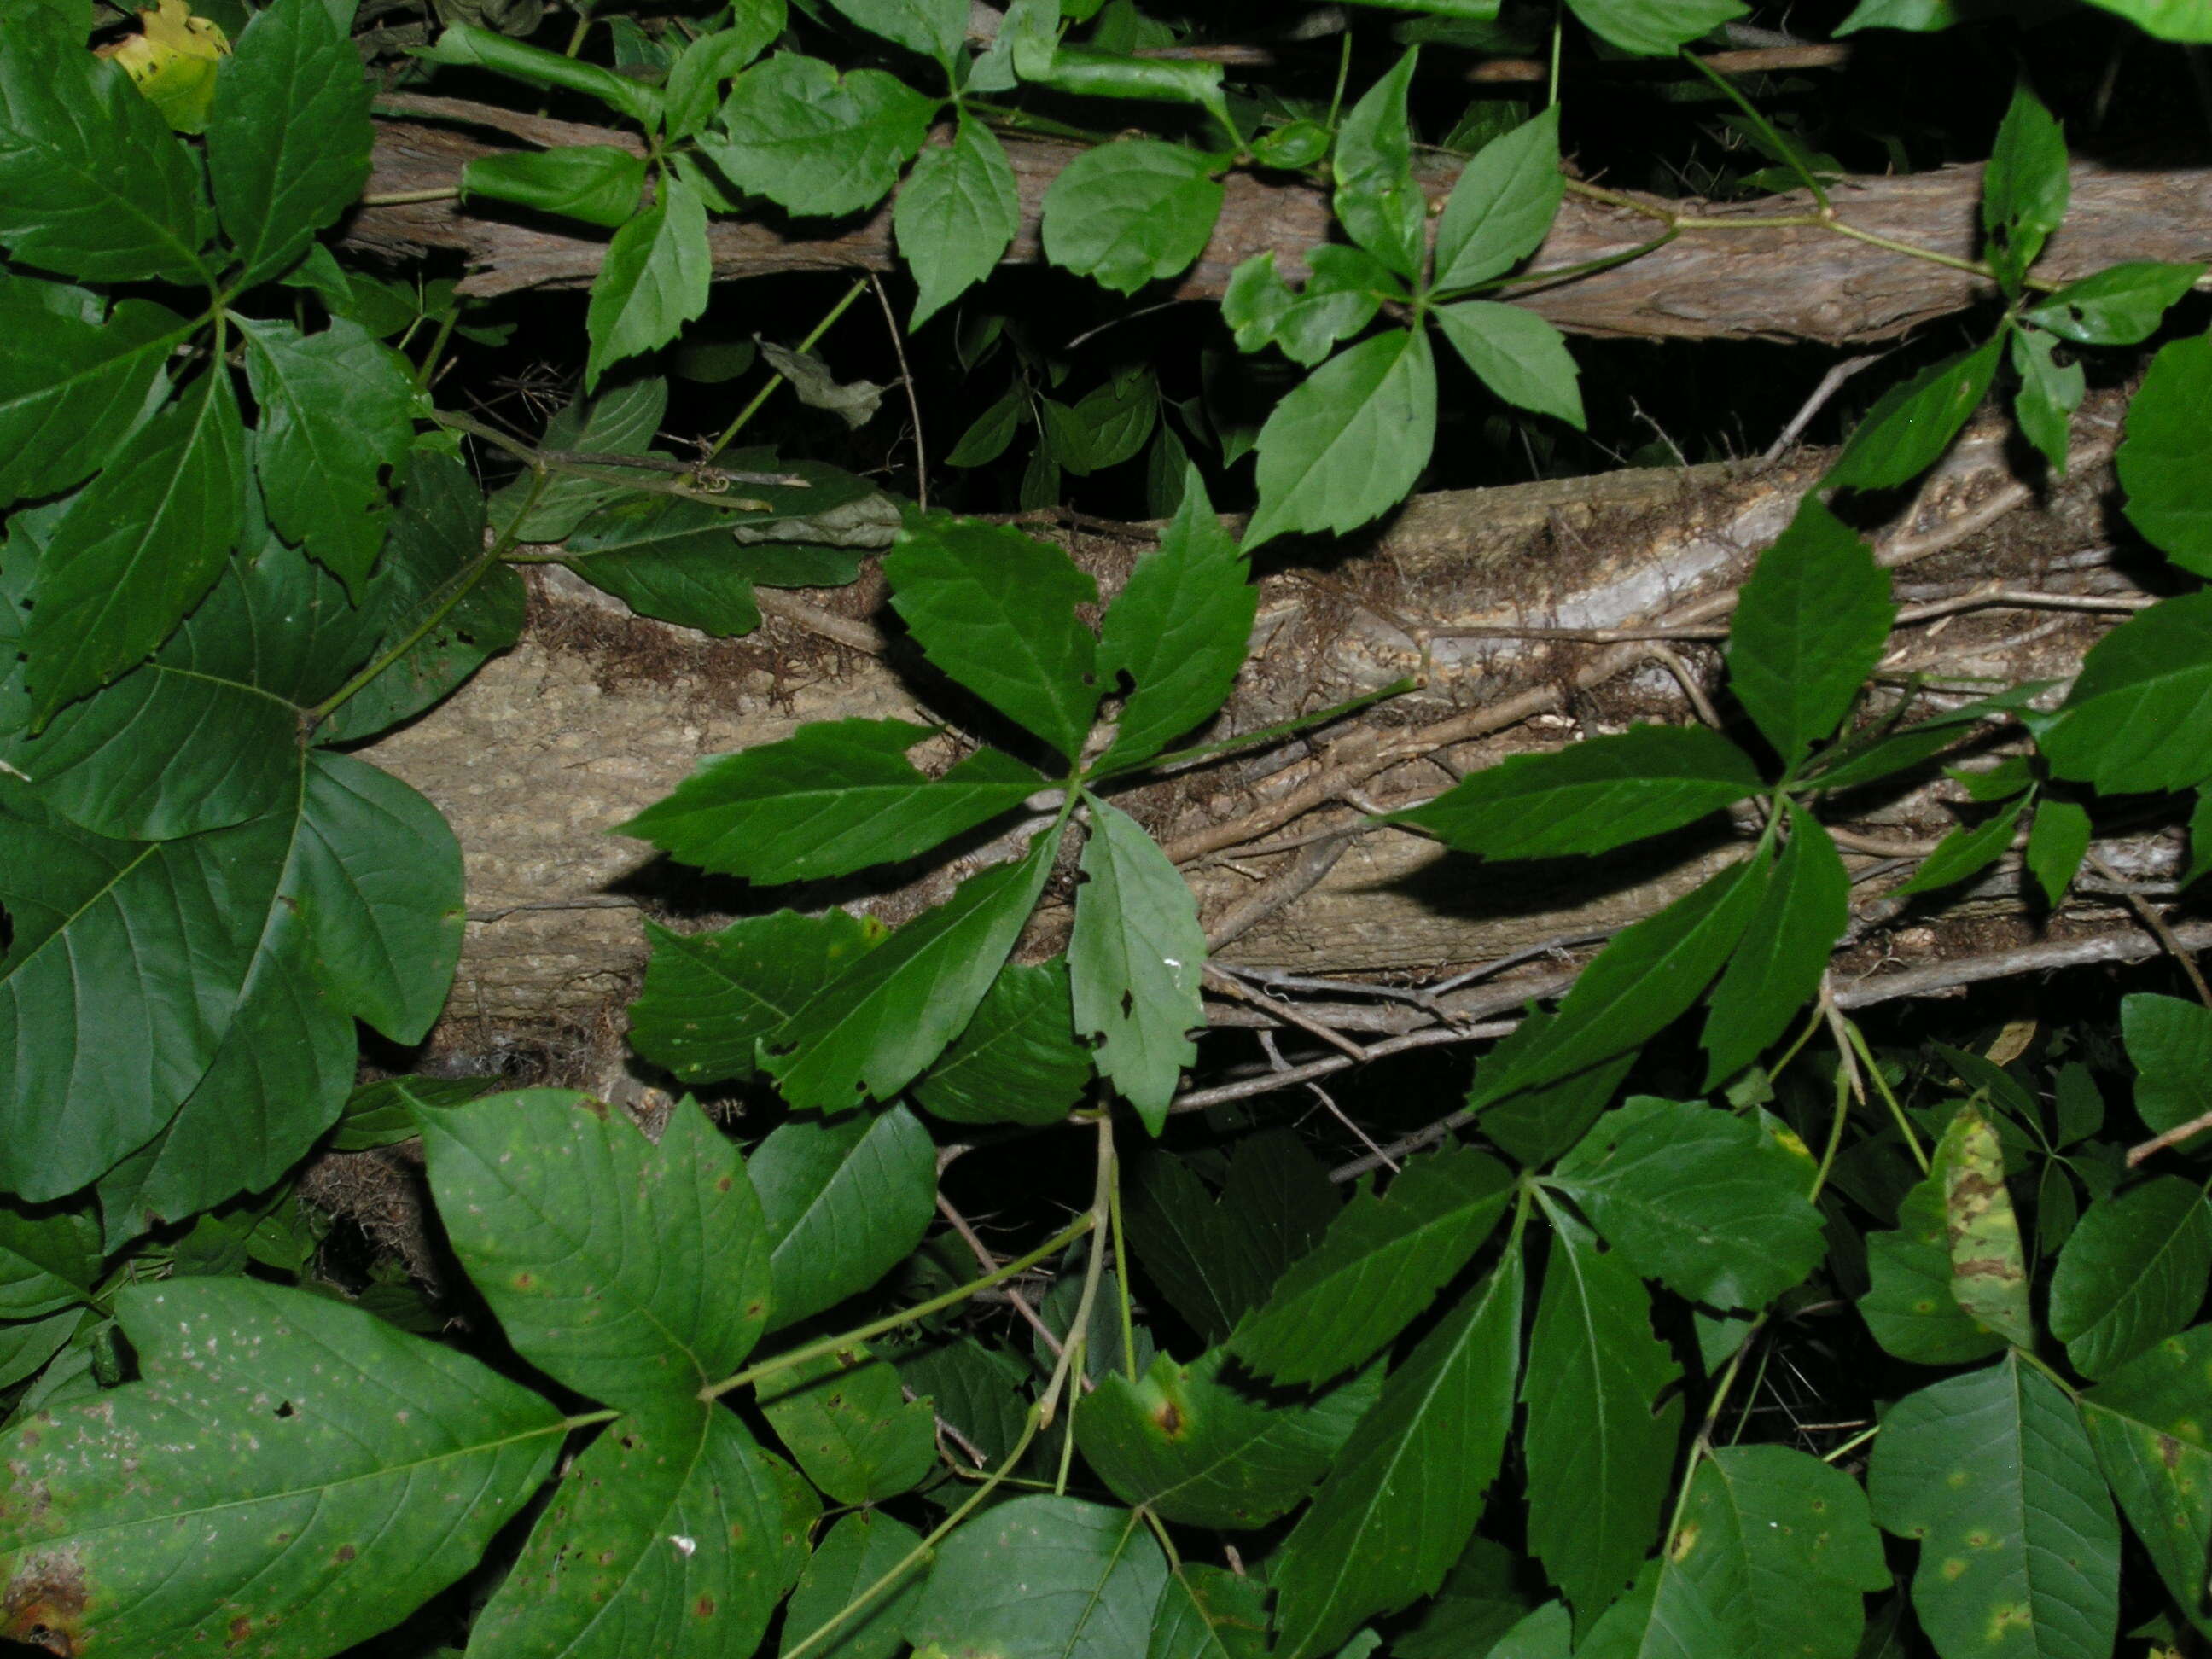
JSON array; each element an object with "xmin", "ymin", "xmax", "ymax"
[{"xmin": 349, "ymin": 103, "xmax": 2212, "ymax": 345}]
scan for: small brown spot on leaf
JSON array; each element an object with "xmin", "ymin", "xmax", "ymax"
[
  {"xmin": 2161, "ymin": 1434, "xmax": 2186, "ymax": 1470},
  {"xmin": 1154, "ymin": 1402, "xmax": 1183, "ymax": 1436},
  {"xmin": 335, "ymin": 1545, "xmax": 356, "ymax": 1563},
  {"xmin": 694, "ymin": 1596, "xmax": 717, "ymax": 1619},
  {"xmin": 226, "ymin": 1615, "xmax": 253, "ymax": 1647}
]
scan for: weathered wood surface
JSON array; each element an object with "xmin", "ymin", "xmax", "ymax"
[
  {"xmin": 360, "ymin": 399, "xmax": 2170, "ymax": 1045},
  {"xmin": 348, "ymin": 103, "xmax": 2212, "ymax": 345}
]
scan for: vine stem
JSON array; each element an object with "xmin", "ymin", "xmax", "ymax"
[
  {"xmin": 777, "ymin": 1122, "xmax": 1120, "ymax": 1659},
  {"xmin": 708, "ymin": 276, "xmax": 871, "ymax": 457},
  {"xmin": 701, "ymin": 1210, "xmax": 1097, "ymax": 1400},
  {"xmin": 306, "ymin": 468, "xmax": 551, "ymax": 725}
]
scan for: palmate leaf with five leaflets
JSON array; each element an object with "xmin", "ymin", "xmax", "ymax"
[
  {"xmin": 0, "ymin": 1278, "xmax": 565, "ymax": 1657},
  {"xmin": 1232, "ymin": 1144, "xmax": 1512, "ymax": 1386},
  {"xmin": 619, "ymin": 719, "xmax": 1042, "ymax": 883},
  {"xmin": 1070, "ymin": 796, "xmax": 1208, "ymax": 1131},
  {"xmin": 1550, "ymin": 1095, "xmax": 1825, "ymax": 1312},
  {"xmin": 469, "ymin": 1397, "xmax": 793, "ymax": 1659},
  {"xmin": 1870, "ymin": 1353, "xmax": 2121, "ymax": 1659},
  {"xmin": 417, "ymin": 1091, "xmax": 771, "ymax": 1410},
  {"xmin": 1272, "ymin": 1249, "xmax": 1524, "ymax": 1659}
]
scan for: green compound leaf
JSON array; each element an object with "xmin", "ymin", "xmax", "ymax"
[
  {"xmin": 587, "ymin": 172, "xmax": 711, "ymax": 390},
  {"xmin": 236, "ymin": 316, "xmax": 419, "ymax": 595},
  {"xmin": 2049, "ymin": 1177, "xmax": 2212, "ymax": 1379},
  {"xmin": 1860, "ymin": 1163, "xmax": 2010, "ymax": 1366},
  {"xmin": 1232, "ymin": 1144, "xmax": 1512, "ymax": 1387},
  {"xmin": 1039, "ymin": 138, "xmax": 1225, "ymax": 295},
  {"xmin": 897, "ymin": 118, "xmax": 1020, "ymax": 328},
  {"xmin": 2024, "ymin": 260, "xmax": 2204, "ymax": 346},
  {"xmin": 1728, "ymin": 497, "xmax": 1895, "ymax": 764},
  {"xmin": 0, "ymin": 1278, "xmax": 564, "ymax": 1657},
  {"xmin": 1094, "ymin": 469, "xmax": 1254, "ymax": 773},
  {"xmin": 1243, "ymin": 328, "xmax": 1436, "ymax": 550},
  {"xmin": 1124, "ymin": 1131, "xmax": 1338, "ymax": 1345},
  {"xmin": 1982, "ymin": 84, "xmax": 2069, "ymax": 291},
  {"xmin": 705, "ymin": 53, "xmax": 934, "ymax": 217},
  {"xmin": 1702, "ymin": 805, "xmax": 1850, "ymax": 1087},
  {"xmin": 419, "ymin": 1091, "xmax": 772, "ymax": 1410},
  {"xmin": 619, "ymin": 719, "xmax": 1041, "ymax": 883},
  {"xmin": 783, "ymin": 1510, "xmax": 926, "ymax": 1659},
  {"xmin": 561, "ymin": 495, "xmax": 762, "ymax": 637},
  {"xmin": 1522, "ymin": 1210, "xmax": 1683, "ymax": 1621},
  {"xmin": 1273, "ymin": 1250, "xmax": 1522, "ymax": 1659},
  {"xmin": 2122, "ymin": 991, "xmax": 2212, "ymax": 1138},
  {"xmin": 1070, "ymin": 797, "xmax": 1208, "ymax": 1132},
  {"xmin": 2040, "ymin": 591, "xmax": 2212, "ymax": 797},
  {"xmin": 912, "ymin": 958, "xmax": 1093, "ymax": 1126},
  {"xmin": 2080, "ymin": 1325, "xmax": 2212, "ymax": 1639},
  {"xmin": 748, "ymin": 1101, "xmax": 936, "ymax": 1330},
  {"xmin": 1470, "ymin": 857, "xmax": 1767, "ymax": 1109},
  {"xmin": 464, "ymin": 144, "xmax": 647, "ymax": 229},
  {"xmin": 764, "ymin": 837, "xmax": 1054, "ymax": 1111},
  {"xmin": 1430, "ymin": 301, "xmax": 1586, "ymax": 429},
  {"xmin": 758, "ymin": 1342, "xmax": 936, "ymax": 1505},
  {"xmin": 204, "ymin": 0, "xmax": 374, "ymax": 286},
  {"xmin": 1870, "ymin": 1353, "xmax": 2121, "ymax": 1659},
  {"xmin": 1637, "ymin": 1446, "xmax": 1889, "ymax": 1659},
  {"xmin": 630, "ymin": 911, "xmax": 879, "ymax": 1087},
  {"xmin": 2115, "ymin": 331, "xmax": 2212, "ymax": 574},
  {"xmin": 1332, "ymin": 49, "xmax": 1423, "ymax": 279},
  {"xmin": 0, "ymin": 286, "xmax": 188, "ymax": 511},
  {"xmin": 1384, "ymin": 724, "xmax": 1759, "ymax": 859},
  {"xmin": 1076, "ymin": 1347, "xmax": 1379, "ymax": 1530},
  {"xmin": 1435, "ymin": 107, "xmax": 1563, "ymax": 291},
  {"xmin": 1826, "ymin": 337, "xmax": 2002, "ymax": 492},
  {"xmin": 905, "ymin": 1496, "xmax": 1167, "ymax": 1659},
  {"xmin": 1567, "ymin": 0, "xmax": 1747, "ymax": 55},
  {"xmin": 0, "ymin": 12, "xmax": 213, "ymax": 284},
  {"xmin": 24, "ymin": 369, "xmax": 246, "ymax": 724},
  {"xmin": 884, "ymin": 515, "xmax": 1101, "ymax": 764},
  {"xmin": 470, "ymin": 1397, "xmax": 789, "ymax": 1659},
  {"xmin": 1552, "ymin": 1095, "xmax": 1825, "ymax": 1312}
]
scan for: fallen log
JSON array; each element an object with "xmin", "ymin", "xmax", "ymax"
[
  {"xmin": 347, "ymin": 101, "xmax": 2212, "ymax": 345},
  {"xmin": 359, "ymin": 393, "xmax": 2177, "ymax": 1067}
]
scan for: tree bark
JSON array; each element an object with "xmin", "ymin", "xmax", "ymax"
[
  {"xmin": 359, "ymin": 392, "xmax": 2182, "ymax": 1057},
  {"xmin": 350, "ymin": 102, "xmax": 2212, "ymax": 345}
]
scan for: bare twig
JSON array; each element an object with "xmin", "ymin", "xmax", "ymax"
[
  {"xmin": 868, "ymin": 271, "xmax": 928, "ymax": 511},
  {"xmin": 1763, "ymin": 352, "xmax": 1888, "ymax": 461},
  {"xmin": 935, "ymin": 1194, "xmax": 1067, "ymax": 1361},
  {"xmin": 2128, "ymin": 1106, "xmax": 2212, "ymax": 1167},
  {"xmin": 752, "ymin": 588, "xmax": 888, "ymax": 655},
  {"xmin": 2087, "ymin": 851, "xmax": 2212, "ymax": 1010}
]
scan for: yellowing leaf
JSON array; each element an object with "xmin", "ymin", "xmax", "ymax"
[
  {"xmin": 96, "ymin": 0, "xmax": 229, "ymax": 132},
  {"xmin": 1936, "ymin": 1103, "xmax": 2034, "ymax": 1349}
]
